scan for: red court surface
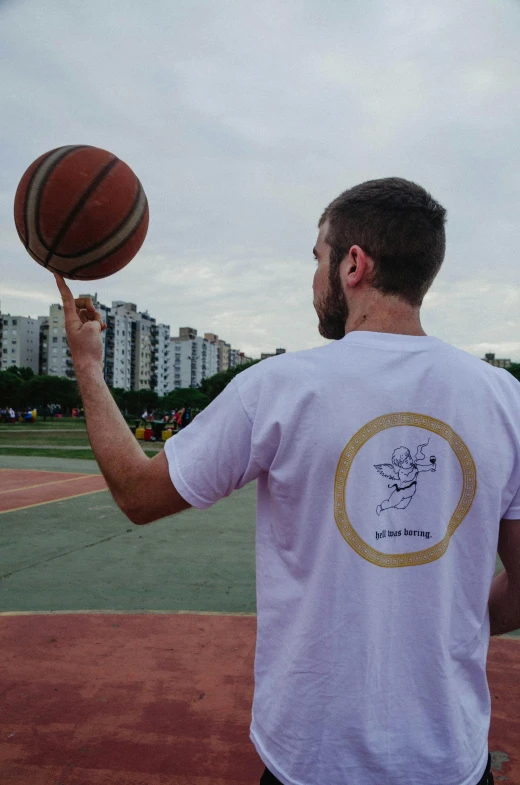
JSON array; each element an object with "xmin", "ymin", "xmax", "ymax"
[
  {"xmin": 1, "ymin": 613, "xmax": 262, "ymax": 785},
  {"xmin": 0, "ymin": 613, "xmax": 518, "ymax": 785},
  {"xmin": 0, "ymin": 469, "xmax": 107, "ymax": 514}
]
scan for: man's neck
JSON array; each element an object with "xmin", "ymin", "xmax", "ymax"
[{"xmin": 344, "ymin": 294, "xmax": 426, "ymax": 337}]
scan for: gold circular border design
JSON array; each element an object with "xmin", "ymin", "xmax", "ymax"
[{"xmin": 334, "ymin": 412, "xmax": 477, "ymax": 568}]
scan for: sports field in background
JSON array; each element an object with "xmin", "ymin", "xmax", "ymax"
[
  {"xmin": 0, "ymin": 425, "xmax": 518, "ymax": 783},
  {"xmin": 0, "ymin": 416, "xmax": 161, "ymax": 462}
]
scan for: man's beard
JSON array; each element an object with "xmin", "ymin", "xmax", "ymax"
[{"xmin": 315, "ymin": 265, "xmax": 349, "ymax": 340}]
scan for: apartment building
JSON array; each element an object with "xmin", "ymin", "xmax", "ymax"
[
  {"xmin": 104, "ymin": 301, "xmax": 136, "ymax": 390},
  {"xmin": 134, "ymin": 311, "xmax": 155, "ymax": 390},
  {"xmin": 482, "ymin": 352, "xmax": 512, "ymax": 369},
  {"xmin": 40, "ymin": 304, "xmax": 74, "ymax": 378},
  {"xmin": 204, "ymin": 333, "xmax": 231, "ymax": 373},
  {"xmin": 261, "ymin": 348, "xmax": 286, "ymax": 360},
  {"xmin": 169, "ymin": 328, "xmax": 218, "ymax": 389},
  {"xmin": 204, "ymin": 333, "xmax": 253, "ymax": 371},
  {"xmin": 229, "ymin": 348, "xmax": 253, "ymax": 367},
  {"xmin": 1, "ymin": 301, "xmax": 267, "ymax": 394},
  {"xmin": 0, "ymin": 311, "xmax": 40, "ymax": 373},
  {"xmin": 104, "ymin": 302, "xmax": 157, "ymax": 391},
  {"xmin": 154, "ymin": 323, "xmax": 171, "ymax": 396}
]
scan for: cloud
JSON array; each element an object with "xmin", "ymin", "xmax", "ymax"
[{"xmin": 1, "ymin": 0, "xmax": 520, "ymax": 359}]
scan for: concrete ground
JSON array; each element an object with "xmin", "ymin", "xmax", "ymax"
[{"xmin": 0, "ymin": 454, "xmax": 518, "ymax": 784}]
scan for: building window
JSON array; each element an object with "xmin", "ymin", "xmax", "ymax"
[
  {"xmin": 12, "ymin": 319, "xmax": 17, "ymax": 325},
  {"xmin": 53, "ymin": 337, "xmax": 58, "ymax": 343}
]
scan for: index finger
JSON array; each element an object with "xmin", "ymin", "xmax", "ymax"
[{"xmin": 54, "ymin": 273, "xmax": 81, "ymax": 324}]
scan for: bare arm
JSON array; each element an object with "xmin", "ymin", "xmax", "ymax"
[
  {"xmin": 55, "ymin": 274, "xmax": 190, "ymax": 524},
  {"xmin": 488, "ymin": 518, "xmax": 520, "ymax": 636}
]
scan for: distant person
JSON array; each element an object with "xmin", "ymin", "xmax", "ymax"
[{"xmin": 56, "ymin": 177, "xmax": 516, "ymax": 785}]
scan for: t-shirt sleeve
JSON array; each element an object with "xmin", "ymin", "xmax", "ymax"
[
  {"xmin": 502, "ymin": 485, "xmax": 520, "ymax": 520},
  {"xmin": 163, "ymin": 378, "xmax": 263, "ymax": 509},
  {"xmin": 500, "ymin": 369, "xmax": 520, "ymax": 520}
]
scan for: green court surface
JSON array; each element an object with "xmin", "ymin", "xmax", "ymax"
[
  {"xmin": 0, "ymin": 455, "xmax": 256, "ymax": 614},
  {"xmin": 0, "ymin": 453, "xmax": 513, "ymax": 626}
]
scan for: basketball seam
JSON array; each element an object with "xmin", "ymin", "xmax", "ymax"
[
  {"xmin": 42, "ymin": 156, "xmax": 120, "ymax": 268},
  {"xmin": 49, "ymin": 179, "xmax": 144, "ymax": 259},
  {"xmin": 22, "ymin": 146, "xmax": 88, "ymax": 252},
  {"xmin": 21, "ymin": 149, "xmax": 54, "ymax": 249},
  {"xmin": 66, "ymin": 195, "xmax": 148, "ymax": 277}
]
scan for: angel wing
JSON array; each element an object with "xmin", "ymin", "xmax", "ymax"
[{"xmin": 374, "ymin": 463, "xmax": 399, "ymax": 481}]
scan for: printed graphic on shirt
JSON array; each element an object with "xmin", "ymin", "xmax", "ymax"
[
  {"xmin": 374, "ymin": 439, "xmax": 436, "ymax": 516},
  {"xmin": 334, "ymin": 413, "xmax": 477, "ymax": 568}
]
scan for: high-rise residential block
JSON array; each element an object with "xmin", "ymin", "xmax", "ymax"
[
  {"xmin": 40, "ymin": 304, "xmax": 74, "ymax": 378},
  {"xmin": 104, "ymin": 301, "xmax": 157, "ymax": 391},
  {"xmin": 154, "ymin": 323, "xmax": 171, "ymax": 396},
  {"xmin": 104, "ymin": 301, "xmax": 136, "ymax": 390},
  {"xmin": 0, "ymin": 309, "xmax": 40, "ymax": 373},
  {"xmin": 229, "ymin": 348, "xmax": 253, "ymax": 367},
  {"xmin": 1, "ymin": 299, "xmax": 267, "ymax": 395},
  {"xmin": 204, "ymin": 333, "xmax": 232, "ymax": 373},
  {"xmin": 169, "ymin": 330, "xmax": 218, "ymax": 390}
]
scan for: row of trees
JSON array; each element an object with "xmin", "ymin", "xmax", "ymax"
[
  {"xmin": 4, "ymin": 359, "xmax": 519, "ymax": 417},
  {"xmin": 0, "ymin": 361, "xmax": 261, "ymax": 418}
]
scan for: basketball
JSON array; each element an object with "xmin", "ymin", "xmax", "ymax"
[{"xmin": 14, "ymin": 145, "xmax": 149, "ymax": 280}]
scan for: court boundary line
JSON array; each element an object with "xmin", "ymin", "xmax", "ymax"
[
  {"xmin": 0, "ymin": 467, "xmax": 101, "ymax": 476},
  {"xmin": 0, "ymin": 609, "xmax": 257, "ymax": 617},
  {"xmin": 0, "ymin": 486, "xmax": 108, "ymax": 515},
  {"xmin": 0, "ymin": 474, "xmax": 99, "ymax": 495}
]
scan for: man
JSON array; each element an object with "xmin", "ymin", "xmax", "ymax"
[{"xmin": 55, "ymin": 177, "xmax": 520, "ymax": 785}]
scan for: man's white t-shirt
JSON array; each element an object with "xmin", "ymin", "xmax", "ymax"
[{"xmin": 164, "ymin": 332, "xmax": 520, "ymax": 785}]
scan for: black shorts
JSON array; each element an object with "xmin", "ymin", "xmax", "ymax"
[{"xmin": 260, "ymin": 753, "xmax": 494, "ymax": 785}]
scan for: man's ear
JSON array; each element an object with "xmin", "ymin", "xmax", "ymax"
[{"xmin": 341, "ymin": 245, "xmax": 372, "ymax": 289}]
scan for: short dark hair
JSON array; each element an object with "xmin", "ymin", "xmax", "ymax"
[{"xmin": 319, "ymin": 177, "xmax": 447, "ymax": 307}]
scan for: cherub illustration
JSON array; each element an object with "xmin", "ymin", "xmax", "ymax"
[{"xmin": 374, "ymin": 440, "xmax": 436, "ymax": 516}]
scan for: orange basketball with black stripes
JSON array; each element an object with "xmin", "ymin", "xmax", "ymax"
[{"xmin": 14, "ymin": 145, "xmax": 149, "ymax": 280}]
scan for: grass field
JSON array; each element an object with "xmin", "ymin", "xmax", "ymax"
[
  {"xmin": 0, "ymin": 417, "xmax": 161, "ymax": 459},
  {"xmin": 0, "ymin": 417, "xmax": 87, "ymax": 428}
]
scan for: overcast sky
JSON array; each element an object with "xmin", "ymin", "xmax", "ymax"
[{"xmin": 1, "ymin": 0, "xmax": 519, "ymax": 359}]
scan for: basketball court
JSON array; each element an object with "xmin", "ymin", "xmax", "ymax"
[
  {"xmin": 0, "ymin": 468, "xmax": 107, "ymax": 515},
  {"xmin": 0, "ymin": 456, "xmax": 518, "ymax": 784}
]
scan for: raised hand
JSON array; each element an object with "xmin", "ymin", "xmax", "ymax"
[{"xmin": 54, "ymin": 273, "xmax": 107, "ymax": 374}]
